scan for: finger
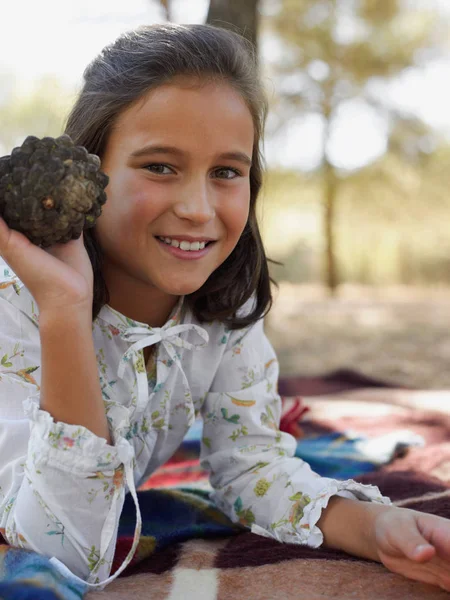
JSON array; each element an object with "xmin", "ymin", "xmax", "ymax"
[
  {"xmin": 0, "ymin": 218, "xmax": 31, "ymax": 269},
  {"xmin": 417, "ymin": 556, "xmax": 450, "ymax": 593},
  {"xmin": 0, "ymin": 216, "xmax": 12, "ymax": 251},
  {"xmin": 0, "ymin": 218, "xmax": 62, "ymax": 285},
  {"xmin": 411, "ymin": 543, "xmax": 436, "ymax": 563},
  {"xmin": 417, "ymin": 513, "xmax": 450, "ymax": 562},
  {"xmin": 396, "ymin": 523, "xmax": 436, "ymax": 562},
  {"xmin": 0, "ymin": 219, "xmax": 12, "ymax": 269},
  {"xmin": 44, "ymin": 232, "xmax": 83, "ymax": 258},
  {"xmin": 44, "ymin": 234, "xmax": 87, "ymax": 275}
]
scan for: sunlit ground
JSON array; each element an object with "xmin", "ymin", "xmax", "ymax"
[{"xmin": 266, "ymin": 283, "xmax": 450, "ymax": 395}]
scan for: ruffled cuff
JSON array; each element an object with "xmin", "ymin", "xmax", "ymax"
[
  {"xmin": 23, "ymin": 392, "xmax": 121, "ymax": 474},
  {"xmin": 251, "ymin": 478, "xmax": 391, "ymax": 548}
]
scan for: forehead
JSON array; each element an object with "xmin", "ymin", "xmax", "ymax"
[{"xmin": 110, "ymin": 79, "xmax": 255, "ymax": 155}]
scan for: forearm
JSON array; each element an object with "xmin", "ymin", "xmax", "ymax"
[
  {"xmin": 317, "ymin": 495, "xmax": 390, "ymax": 561},
  {"xmin": 39, "ymin": 308, "xmax": 111, "ymax": 443},
  {"xmin": 7, "ymin": 469, "xmax": 122, "ymax": 581}
]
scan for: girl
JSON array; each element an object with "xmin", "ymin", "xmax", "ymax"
[{"xmin": 0, "ymin": 23, "xmax": 450, "ymax": 593}]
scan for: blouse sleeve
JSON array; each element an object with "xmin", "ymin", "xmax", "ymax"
[
  {"xmin": 200, "ymin": 316, "xmax": 391, "ymax": 547},
  {"xmin": 0, "ymin": 294, "xmax": 138, "ymax": 589}
]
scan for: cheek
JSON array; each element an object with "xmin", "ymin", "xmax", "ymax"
[
  {"xmin": 129, "ymin": 181, "xmax": 169, "ymax": 223},
  {"xmin": 226, "ymin": 188, "xmax": 250, "ymax": 236},
  {"xmin": 130, "ymin": 193, "xmax": 152, "ymax": 223},
  {"xmin": 107, "ymin": 183, "xmax": 150, "ymax": 228}
]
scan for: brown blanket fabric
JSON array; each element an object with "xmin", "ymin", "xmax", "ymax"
[
  {"xmin": 87, "ymin": 473, "xmax": 450, "ymax": 599},
  {"xmin": 87, "ymin": 382, "xmax": 450, "ymax": 600}
]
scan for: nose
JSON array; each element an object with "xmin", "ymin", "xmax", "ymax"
[{"xmin": 172, "ymin": 176, "xmax": 215, "ymax": 224}]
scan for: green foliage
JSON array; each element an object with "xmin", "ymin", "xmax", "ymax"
[
  {"xmin": 266, "ymin": 0, "xmax": 441, "ymax": 94},
  {"xmin": 0, "ymin": 77, "xmax": 74, "ymax": 154},
  {"xmin": 261, "ymin": 0, "xmax": 448, "ymax": 288},
  {"xmin": 262, "ymin": 141, "xmax": 450, "ymax": 285},
  {"xmin": 263, "ymin": 0, "xmax": 445, "ymax": 158}
]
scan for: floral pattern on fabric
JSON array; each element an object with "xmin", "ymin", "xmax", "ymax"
[{"xmin": 0, "ymin": 272, "xmax": 391, "ymax": 590}]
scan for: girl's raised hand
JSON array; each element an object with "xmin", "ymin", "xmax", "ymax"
[
  {"xmin": 374, "ymin": 505, "xmax": 450, "ymax": 592},
  {"xmin": 0, "ymin": 216, "xmax": 94, "ymax": 315}
]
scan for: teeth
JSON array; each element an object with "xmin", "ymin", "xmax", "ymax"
[{"xmin": 158, "ymin": 237, "xmax": 207, "ymax": 251}]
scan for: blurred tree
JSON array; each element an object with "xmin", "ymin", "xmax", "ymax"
[
  {"xmin": 206, "ymin": 0, "xmax": 260, "ymax": 49},
  {"xmin": 156, "ymin": 0, "xmax": 260, "ymax": 49},
  {"xmin": 264, "ymin": 0, "xmax": 446, "ymax": 291},
  {"xmin": 0, "ymin": 77, "xmax": 73, "ymax": 154},
  {"xmin": 159, "ymin": 0, "xmax": 172, "ymax": 21}
]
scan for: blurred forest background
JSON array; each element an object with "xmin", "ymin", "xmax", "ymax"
[{"xmin": 1, "ymin": 0, "xmax": 450, "ymax": 389}]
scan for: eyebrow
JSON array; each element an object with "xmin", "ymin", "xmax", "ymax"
[{"xmin": 129, "ymin": 144, "xmax": 252, "ymax": 167}]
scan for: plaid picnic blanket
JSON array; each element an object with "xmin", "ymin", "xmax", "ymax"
[
  {"xmin": 3, "ymin": 471, "xmax": 449, "ymax": 600},
  {"xmin": 139, "ymin": 389, "xmax": 422, "ymax": 489},
  {"xmin": 0, "ymin": 375, "xmax": 447, "ymax": 599},
  {"xmin": 90, "ymin": 470, "xmax": 450, "ymax": 600}
]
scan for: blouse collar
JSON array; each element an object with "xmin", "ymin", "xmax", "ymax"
[
  {"xmin": 96, "ymin": 296, "xmax": 208, "ymax": 416},
  {"xmin": 96, "ymin": 295, "xmax": 184, "ymax": 333}
]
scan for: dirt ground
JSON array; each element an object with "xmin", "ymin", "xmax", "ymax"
[{"xmin": 265, "ymin": 283, "xmax": 450, "ymax": 390}]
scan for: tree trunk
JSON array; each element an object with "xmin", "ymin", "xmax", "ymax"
[
  {"xmin": 159, "ymin": 0, "xmax": 172, "ymax": 21},
  {"xmin": 323, "ymin": 159, "xmax": 339, "ymax": 293},
  {"xmin": 206, "ymin": 0, "xmax": 259, "ymax": 50},
  {"xmin": 322, "ymin": 77, "xmax": 339, "ymax": 293}
]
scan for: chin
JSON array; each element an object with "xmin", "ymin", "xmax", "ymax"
[{"xmin": 160, "ymin": 279, "xmax": 207, "ymax": 297}]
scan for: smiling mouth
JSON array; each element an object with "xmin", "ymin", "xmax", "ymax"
[{"xmin": 156, "ymin": 236, "xmax": 214, "ymax": 251}]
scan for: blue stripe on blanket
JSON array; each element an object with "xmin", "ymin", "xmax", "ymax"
[
  {"xmin": 171, "ymin": 418, "xmax": 415, "ymax": 479},
  {"xmin": 0, "ymin": 421, "xmax": 420, "ymax": 597},
  {"xmin": 0, "ymin": 545, "xmax": 87, "ymax": 599},
  {"xmin": 0, "ymin": 489, "xmax": 240, "ymax": 600},
  {"xmin": 295, "ymin": 433, "xmax": 384, "ymax": 478}
]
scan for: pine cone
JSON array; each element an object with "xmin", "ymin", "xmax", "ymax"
[{"xmin": 0, "ymin": 135, "xmax": 108, "ymax": 247}]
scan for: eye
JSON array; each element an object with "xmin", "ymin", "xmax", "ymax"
[
  {"xmin": 212, "ymin": 167, "xmax": 242, "ymax": 180},
  {"xmin": 144, "ymin": 163, "xmax": 174, "ymax": 175}
]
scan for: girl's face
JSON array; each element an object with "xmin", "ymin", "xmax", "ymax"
[{"xmin": 95, "ymin": 78, "xmax": 254, "ymax": 325}]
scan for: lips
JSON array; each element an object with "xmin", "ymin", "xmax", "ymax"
[
  {"xmin": 155, "ymin": 233, "xmax": 216, "ymax": 251},
  {"xmin": 158, "ymin": 237, "xmax": 208, "ymax": 251},
  {"xmin": 156, "ymin": 235, "xmax": 215, "ymax": 243},
  {"xmin": 155, "ymin": 235, "xmax": 214, "ymax": 260}
]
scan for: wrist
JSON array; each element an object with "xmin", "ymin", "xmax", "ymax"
[
  {"xmin": 318, "ymin": 495, "xmax": 390, "ymax": 562},
  {"xmin": 38, "ymin": 299, "xmax": 110, "ymax": 443},
  {"xmin": 39, "ymin": 304, "xmax": 93, "ymax": 329},
  {"xmin": 358, "ymin": 500, "xmax": 389, "ymax": 562}
]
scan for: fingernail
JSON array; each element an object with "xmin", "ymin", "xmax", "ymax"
[{"xmin": 415, "ymin": 544, "xmax": 432, "ymax": 555}]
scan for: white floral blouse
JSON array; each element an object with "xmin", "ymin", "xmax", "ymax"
[{"xmin": 0, "ymin": 266, "xmax": 390, "ymax": 590}]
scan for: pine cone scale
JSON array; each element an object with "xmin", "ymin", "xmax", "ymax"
[{"xmin": 0, "ymin": 134, "xmax": 108, "ymax": 247}]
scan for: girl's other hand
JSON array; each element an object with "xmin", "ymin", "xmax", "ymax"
[
  {"xmin": 0, "ymin": 216, "xmax": 94, "ymax": 314},
  {"xmin": 374, "ymin": 505, "xmax": 450, "ymax": 592}
]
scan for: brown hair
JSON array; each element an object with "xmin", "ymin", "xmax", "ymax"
[{"xmin": 65, "ymin": 23, "xmax": 273, "ymax": 329}]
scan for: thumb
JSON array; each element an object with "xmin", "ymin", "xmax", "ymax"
[
  {"xmin": 401, "ymin": 528, "xmax": 436, "ymax": 563},
  {"xmin": 0, "ymin": 216, "xmax": 13, "ymax": 256}
]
